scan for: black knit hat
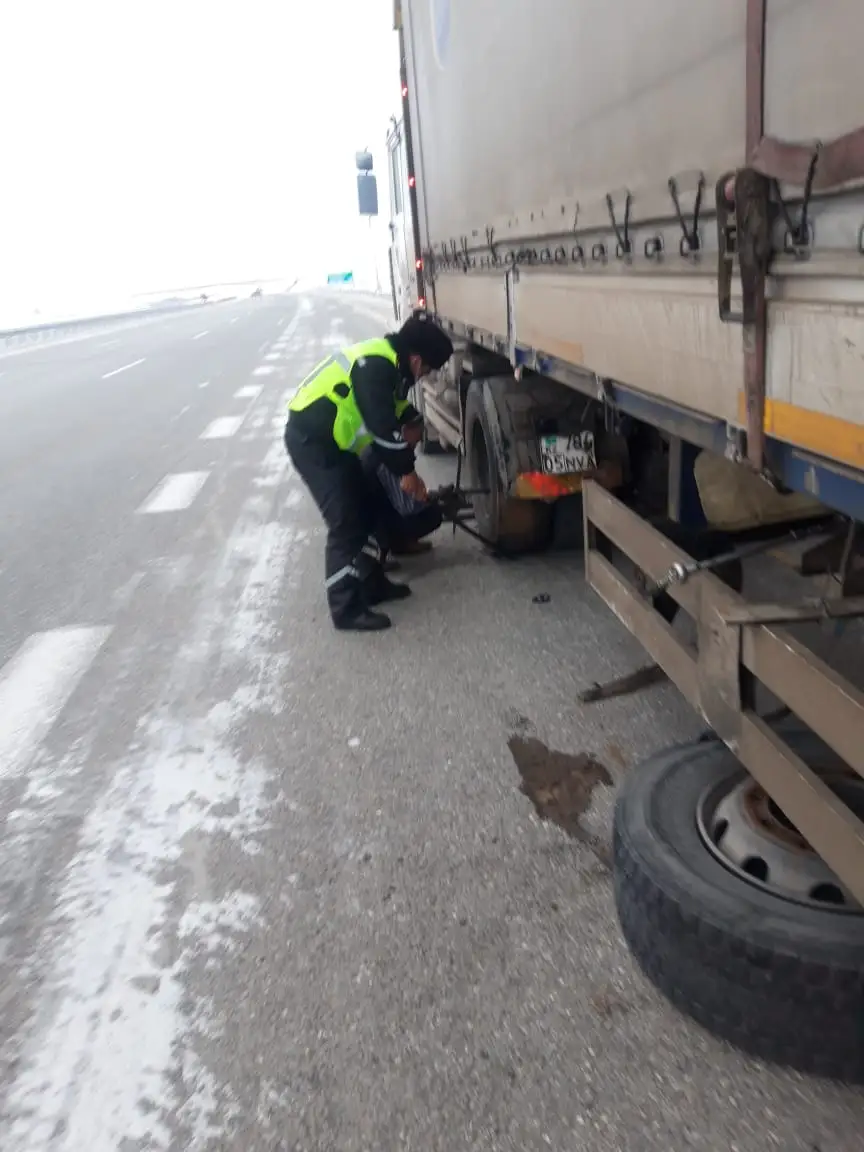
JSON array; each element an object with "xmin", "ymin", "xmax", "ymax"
[{"xmin": 396, "ymin": 313, "xmax": 454, "ymax": 370}]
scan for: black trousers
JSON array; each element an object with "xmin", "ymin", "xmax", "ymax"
[
  {"xmin": 285, "ymin": 420, "xmax": 385, "ymax": 623},
  {"xmin": 361, "ymin": 463, "xmax": 444, "ymax": 553}
]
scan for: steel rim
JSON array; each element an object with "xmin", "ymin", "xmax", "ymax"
[{"xmin": 696, "ymin": 771, "xmax": 864, "ymax": 913}]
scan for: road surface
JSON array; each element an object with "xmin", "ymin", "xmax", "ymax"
[{"xmin": 0, "ymin": 291, "xmax": 860, "ymax": 1151}]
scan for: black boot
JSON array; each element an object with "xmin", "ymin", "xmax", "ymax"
[
  {"xmin": 334, "ymin": 608, "xmax": 392, "ymax": 632},
  {"xmin": 367, "ymin": 575, "xmax": 412, "ymax": 605}
]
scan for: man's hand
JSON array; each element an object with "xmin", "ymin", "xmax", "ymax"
[
  {"xmin": 400, "ymin": 471, "xmax": 428, "ymax": 502},
  {"xmin": 401, "ymin": 422, "xmax": 423, "ymax": 447}
]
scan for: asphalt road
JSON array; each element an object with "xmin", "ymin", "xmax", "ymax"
[{"xmin": 0, "ymin": 290, "xmax": 860, "ymax": 1152}]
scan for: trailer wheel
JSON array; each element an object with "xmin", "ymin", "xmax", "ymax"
[
  {"xmin": 613, "ymin": 733, "xmax": 864, "ymax": 1082},
  {"xmin": 464, "ymin": 383, "xmax": 552, "ymax": 552}
]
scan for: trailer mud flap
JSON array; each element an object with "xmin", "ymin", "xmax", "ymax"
[{"xmin": 581, "ymin": 479, "xmax": 864, "ymax": 906}]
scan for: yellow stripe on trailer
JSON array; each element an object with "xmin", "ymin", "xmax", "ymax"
[{"xmin": 737, "ymin": 394, "xmax": 864, "ymax": 472}]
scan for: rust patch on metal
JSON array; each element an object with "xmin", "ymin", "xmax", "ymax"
[{"xmin": 509, "ymin": 735, "xmax": 612, "ymax": 866}]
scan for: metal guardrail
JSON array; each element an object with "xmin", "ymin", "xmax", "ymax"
[{"xmin": 0, "ymin": 300, "xmax": 209, "ymax": 355}]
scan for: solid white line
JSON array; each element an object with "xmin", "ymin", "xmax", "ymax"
[
  {"xmin": 193, "ymin": 330, "xmax": 209, "ymax": 340},
  {"xmin": 234, "ymin": 385, "xmax": 262, "ymax": 400},
  {"xmin": 102, "ymin": 358, "xmax": 145, "ymax": 379},
  {"xmin": 0, "ymin": 627, "xmax": 111, "ymax": 779},
  {"xmin": 138, "ymin": 471, "xmax": 209, "ymax": 513},
  {"xmin": 200, "ymin": 415, "xmax": 244, "ymax": 440},
  {"xmin": 198, "ymin": 380, "xmax": 209, "ymax": 389}
]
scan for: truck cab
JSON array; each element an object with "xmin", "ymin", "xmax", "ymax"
[{"xmin": 385, "ymin": 118, "xmax": 416, "ymax": 325}]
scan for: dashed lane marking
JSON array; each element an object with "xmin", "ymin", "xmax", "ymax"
[
  {"xmin": 137, "ymin": 471, "xmax": 210, "ymax": 514},
  {"xmin": 200, "ymin": 416, "xmax": 245, "ymax": 440},
  {"xmin": 102, "ymin": 359, "xmax": 145, "ymax": 379}
]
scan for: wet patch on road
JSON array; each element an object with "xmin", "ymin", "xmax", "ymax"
[{"xmin": 508, "ymin": 734, "xmax": 613, "ymax": 868}]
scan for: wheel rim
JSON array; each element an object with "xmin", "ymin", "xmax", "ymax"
[{"xmin": 697, "ymin": 772, "xmax": 864, "ymax": 912}]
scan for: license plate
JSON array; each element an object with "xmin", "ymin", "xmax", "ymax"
[{"xmin": 539, "ymin": 432, "xmax": 596, "ymax": 475}]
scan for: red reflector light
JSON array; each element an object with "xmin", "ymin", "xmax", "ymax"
[
  {"xmin": 418, "ymin": 297, "xmax": 426, "ymax": 308},
  {"xmin": 408, "ymin": 175, "xmax": 416, "ymax": 188},
  {"xmin": 401, "ymin": 84, "xmax": 409, "ymax": 97},
  {"xmin": 518, "ymin": 471, "xmax": 582, "ymax": 499},
  {"xmin": 415, "ymin": 258, "xmax": 423, "ymax": 270}
]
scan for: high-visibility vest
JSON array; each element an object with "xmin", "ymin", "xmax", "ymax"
[{"xmin": 288, "ymin": 338, "xmax": 410, "ymax": 454}]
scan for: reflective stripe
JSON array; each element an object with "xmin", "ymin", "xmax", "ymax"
[
  {"xmin": 311, "ymin": 350, "xmax": 352, "ymax": 379},
  {"xmin": 292, "ymin": 350, "xmax": 354, "ymax": 401},
  {"xmin": 324, "ymin": 564, "xmax": 360, "ymax": 588},
  {"xmin": 361, "ymin": 542, "xmax": 379, "ymax": 560},
  {"xmin": 372, "ymin": 434, "xmax": 406, "ymax": 450},
  {"xmin": 347, "ymin": 423, "xmax": 405, "ymax": 453},
  {"xmin": 346, "ymin": 421, "xmax": 369, "ymax": 450}
]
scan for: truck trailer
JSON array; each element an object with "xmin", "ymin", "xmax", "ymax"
[{"xmin": 387, "ymin": 0, "xmax": 864, "ymax": 1082}]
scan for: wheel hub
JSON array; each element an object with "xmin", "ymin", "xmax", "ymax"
[{"xmin": 698, "ymin": 774, "xmax": 864, "ymax": 911}]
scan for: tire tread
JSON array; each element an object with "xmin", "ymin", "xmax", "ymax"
[{"xmin": 613, "ymin": 740, "xmax": 864, "ymax": 1083}]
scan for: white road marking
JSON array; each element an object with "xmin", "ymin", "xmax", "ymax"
[
  {"xmin": 192, "ymin": 330, "xmax": 209, "ymax": 340},
  {"xmin": 258, "ymin": 341, "xmax": 269, "ymax": 354},
  {"xmin": 253, "ymin": 365, "xmax": 275, "ymax": 377},
  {"xmin": 198, "ymin": 380, "xmax": 209, "ymax": 389},
  {"xmin": 0, "ymin": 627, "xmax": 111, "ymax": 779},
  {"xmin": 102, "ymin": 358, "xmax": 145, "ymax": 379},
  {"xmin": 138, "ymin": 471, "xmax": 209, "ymax": 514},
  {"xmin": 264, "ymin": 352, "xmax": 282, "ymax": 362},
  {"xmin": 98, "ymin": 339, "xmax": 120, "ymax": 349},
  {"xmin": 200, "ymin": 415, "xmax": 244, "ymax": 440},
  {"xmin": 234, "ymin": 385, "xmax": 262, "ymax": 400},
  {"xmin": 230, "ymin": 317, "xmax": 238, "ymax": 324}
]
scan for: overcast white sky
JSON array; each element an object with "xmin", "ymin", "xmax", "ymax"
[{"xmin": 0, "ymin": 0, "xmax": 399, "ymax": 320}]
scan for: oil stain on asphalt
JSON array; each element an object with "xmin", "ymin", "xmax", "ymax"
[{"xmin": 508, "ymin": 734, "xmax": 613, "ymax": 868}]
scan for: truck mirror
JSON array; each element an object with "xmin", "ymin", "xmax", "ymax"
[{"xmin": 357, "ymin": 172, "xmax": 379, "ymax": 217}]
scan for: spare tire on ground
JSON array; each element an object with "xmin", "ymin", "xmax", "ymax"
[{"xmin": 613, "ymin": 731, "xmax": 864, "ymax": 1082}]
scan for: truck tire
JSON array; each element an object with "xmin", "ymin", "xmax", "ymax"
[
  {"xmin": 613, "ymin": 733, "xmax": 864, "ymax": 1082},
  {"xmin": 464, "ymin": 382, "xmax": 552, "ymax": 553}
]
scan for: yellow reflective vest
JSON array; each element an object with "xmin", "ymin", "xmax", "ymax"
[{"xmin": 288, "ymin": 338, "xmax": 411, "ymax": 454}]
